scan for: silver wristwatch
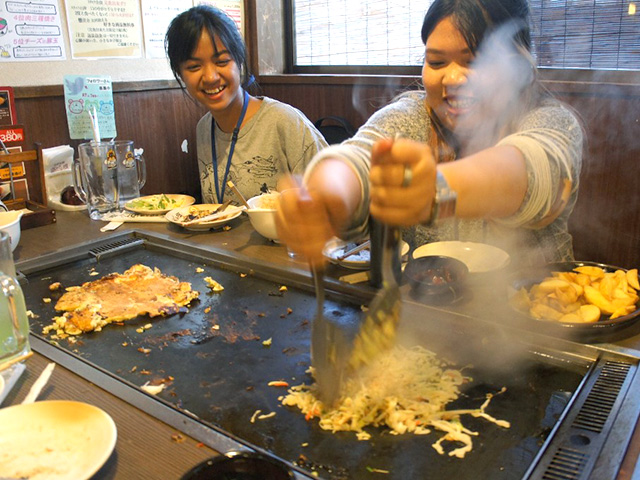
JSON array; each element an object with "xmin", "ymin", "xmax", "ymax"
[{"xmin": 425, "ymin": 170, "xmax": 457, "ymax": 225}]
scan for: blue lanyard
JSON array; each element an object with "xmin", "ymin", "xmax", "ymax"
[{"xmin": 211, "ymin": 89, "xmax": 250, "ymax": 204}]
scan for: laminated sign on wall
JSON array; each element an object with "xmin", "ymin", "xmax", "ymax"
[{"xmin": 63, "ymin": 75, "xmax": 117, "ymax": 140}]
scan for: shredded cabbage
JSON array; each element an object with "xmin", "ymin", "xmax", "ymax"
[{"xmin": 281, "ymin": 346, "xmax": 509, "ymax": 458}]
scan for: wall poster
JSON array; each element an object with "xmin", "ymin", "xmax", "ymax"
[
  {"xmin": 0, "ymin": 0, "xmax": 66, "ymax": 61},
  {"xmin": 66, "ymin": 0, "xmax": 142, "ymax": 58},
  {"xmin": 141, "ymin": 0, "xmax": 193, "ymax": 59}
]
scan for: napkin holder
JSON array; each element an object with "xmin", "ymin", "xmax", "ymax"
[{"xmin": 0, "ymin": 142, "xmax": 56, "ymax": 229}]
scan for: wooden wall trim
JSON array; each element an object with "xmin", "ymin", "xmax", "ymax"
[
  {"xmin": 14, "ymin": 69, "xmax": 639, "ymax": 100},
  {"xmin": 14, "ymin": 79, "xmax": 182, "ymax": 99}
]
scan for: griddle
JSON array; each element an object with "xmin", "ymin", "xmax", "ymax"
[{"xmin": 16, "ymin": 231, "xmax": 640, "ymax": 480}]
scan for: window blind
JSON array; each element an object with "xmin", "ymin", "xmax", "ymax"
[{"xmin": 291, "ymin": 0, "xmax": 640, "ymax": 70}]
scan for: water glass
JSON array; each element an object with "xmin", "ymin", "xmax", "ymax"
[
  {"xmin": 114, "ymin": 140, "xmax": 146, "ymax": 208},
  {"xmin": 73, "ymin": 141, "xmax": 119, "ymax": 220},
  {"xmin": 0, "ymin": 231, "xmax": 30, "ymax": 370}
]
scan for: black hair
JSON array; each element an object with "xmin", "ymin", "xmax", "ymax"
[
  {"xmin": 421, "ymin": 0, "xmax": 531, "ymax": 53},
  {"xmin": 165, "ymin": 5, "xmax": 253, "ymax": 89}
]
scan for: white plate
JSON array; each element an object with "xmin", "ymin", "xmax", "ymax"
[
  {"xmin": 412, "ymin": 241, "xmax": 510, "ymax": 274},
  {"xmin": 0, "ymin": 400, "xmax": 117, "ymax": 480},
  {"xmin": 165, "ymin": 204, "xmax": 243, "ymax": 231},
  {"xmin": 124, "ymin": 194, "xmax": 195, "ymax": 215},
  {"xmin": 324, "ymin": 238, "xmax": 410, "ymax": 270}
]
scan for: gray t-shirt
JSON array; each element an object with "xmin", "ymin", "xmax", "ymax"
[
  {"xmin": 196, "ymin": 96, "xmax": 328, "ymax": 203},
  {"xmin": 306, "ymin": 90, "xmax": 583, "ymax": 266}
]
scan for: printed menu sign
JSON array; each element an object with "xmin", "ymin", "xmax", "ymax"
[
  {"xmin": 0, "ymin": 87, "xmax": 17, "ymax": 125},
  {"xmin": 141, "ymin": 0, "xmax": 193, "ymax": 59},
  {"xmin": 197, "ymin": 0, "xmax": 243, "ymax": 34},
  {"xmin": 66, "ymin": 0, "xmax": 142, "ymax": 58},
  {"xmin": 0, "ymin": 0, "xmax": 66, "ymax": 61},
  {"xmin": 63, "ymin": 75, "xmax": 116, "ymax": 140}
]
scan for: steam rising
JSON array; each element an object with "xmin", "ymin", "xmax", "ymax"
[{"xmin": 456, "ymin": 21, "xmax": 535, "ymax": 156}]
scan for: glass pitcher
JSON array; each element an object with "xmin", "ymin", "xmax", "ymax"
[{"xmin": 0, "ymin": 231, "xmax": 30, "ymax": 370}]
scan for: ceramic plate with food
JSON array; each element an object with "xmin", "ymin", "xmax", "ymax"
[
  {"xmin": 324, "ymin": 238, "xmax": 410, "ymax": 270},
  {"xmin": 124, "ymin": 194, "xmax": 195, "ymax": 215},
  {"xmin": 165, "ymin": 203, "xmax": 243, "ymax": 231},
  {"xmin": 507, "ymin": 261, "xmax": 640, "ymax": 341},
  {"xmin": 413, "ymin": 241, "xmax": 510, "ymax": 274},
  {"xmin": 0, "ymin": 400, "xmax": 117, "ymax": 480}
]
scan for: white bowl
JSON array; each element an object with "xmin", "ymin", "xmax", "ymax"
[
  {"xmin": 0, "ymin": 210, "xmax": 23, "ymax": 252},
  {"xmin": 412, "ymin": 241, "xmax": 510, "ymax": 274},
  {"xmin": 246, "ymin": 193, "xmax": 280, "ymax": 242}
]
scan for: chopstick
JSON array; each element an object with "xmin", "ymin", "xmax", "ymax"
[
  {"xmin": 0, "ymin": 351, "xmax": 33, "ymax": 373},
  {"xmin": 226, "ymin": 181, "xmax": 251, "ymax": 209},
  {"xmin": 22, "ymin": 362, "xmax": 55, "ymax": 404},
  {"xmin": 337, "ymin": 240, "xmax": 371, "ymax": 261}
]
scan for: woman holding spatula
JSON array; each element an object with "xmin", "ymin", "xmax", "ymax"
[{"xmin": 276, "ymin": 0, "xmax": 583, "ymax": 269}]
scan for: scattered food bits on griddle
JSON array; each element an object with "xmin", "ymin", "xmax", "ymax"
[
  {"xmin": 170, "ymin": 433, "xmax": 186, "ymax": 443},
  {"xmin": 279, "ymin": 286, "xmax": 288, "ymax": 292},
  {"xmin": 366, "ymin": 466, "xmax": 390, "ymax": 474},
  {"xmin": 250, "ymin": 409, "xmax": 262, "ymax": 423},
  {"xmin": 282, "ymin": 345, "xmax": 509, "ymax": 458},
  {"xmin": 138, "ymin": 347, "xmax": 151, "ymax": 354},
  {"xmin": 262, "ymin": 337, "xmax": 272, "ymax": 346},
  {"xmin": 240, "ymin": 272, "xmax": 247, "ymax": 278},
  {"xmin": 141, "ymin": 381, "xmax": 166, "ymax": 395},
  {"xmin": 204, "ymin": 276, "xmax": 224, "ymax": 292},
  {"xmin": 48, "ymin": 282, "xmax": 62, "ymax": 291},
  {"xmin": 43, "ymin": 264, "xmax": 199, "ymax": 336},
  {"xmin": 204, "ymin": 306, "xmax": 211, "ymax": 314},
  {"xmin": 268, "ymin": 380, "xmax": 289, "ymax": 388},
  {"xmin": 42, "ymin": 298, "xmax": 51, "ymax": 303},
  {"xmin": 196, "ymin": 267, "xmax": 204, "ymax": 273}
]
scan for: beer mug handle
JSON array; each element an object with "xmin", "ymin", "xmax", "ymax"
[
  {"xmin": 135, "ymin": 154, "xmax": 146, "ymax": 189},
  {"xmin": 72, "ymin": 157, "xmax": 88, "ymax": 204},
  {"xmin": 1, "ymin": 274, "xmax": 28, "ymax": 345}
]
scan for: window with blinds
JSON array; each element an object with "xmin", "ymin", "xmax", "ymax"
[{"xmin": 290, "ymin": 0, "xmax": 640, "ymax": 71}]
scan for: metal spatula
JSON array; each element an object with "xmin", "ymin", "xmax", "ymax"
[
  {"xmin": 347, "ymin": 225, "xmax": 401, "ymax": 371},
  {"xmin": 311, "ymin": 265, "xmax": 349, "ymax": 406}
]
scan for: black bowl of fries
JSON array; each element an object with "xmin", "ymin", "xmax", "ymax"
[{"xmin": 507, "ymin": 261, "xmax": 640, "ymax": 341}]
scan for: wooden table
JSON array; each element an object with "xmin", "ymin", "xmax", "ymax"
[
  {"xmin": 5, "ymin": 210, "xmax": 640, "ymax": 479},
  {"xmin": 2, "ymin": 351, "xmax": 217, "ymax": 478}
]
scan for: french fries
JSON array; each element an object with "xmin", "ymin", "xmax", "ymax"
[{"xmin": 511, "ymin": 266, "xmax": 639, "ymax": 323}]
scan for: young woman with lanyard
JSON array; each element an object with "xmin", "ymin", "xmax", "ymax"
[{"xmin": 165, "ymin": 5, "xmax": 327, "ymax": 204}]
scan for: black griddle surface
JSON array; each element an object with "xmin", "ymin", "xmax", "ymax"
[{"xmin": 21, "ymin": 240, "xmax": 586, "ymax": 480}]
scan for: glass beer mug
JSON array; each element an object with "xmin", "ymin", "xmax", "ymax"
[
  {"xmin": 114, "ymin": 140, "xmax": 146, "ymax": 208},
  {"xmin": 0, "ymin": 231, "xmax": 30, "ymax": 370},
  {"xmin": 73, "ymin": 141, "xmax": 119, "ymax": 220}
]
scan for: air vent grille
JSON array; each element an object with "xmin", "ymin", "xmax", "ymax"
[
  {"xmin": 542, "ymin": 447, "xmax": 589, "ymax": 480},
  {"xmin": 572, "ymin": 361, "xmax": 630, "ymax": 433},
  {"xmin": 89, "ymin": 238, "xmax": 144, "ymax": 260}
]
